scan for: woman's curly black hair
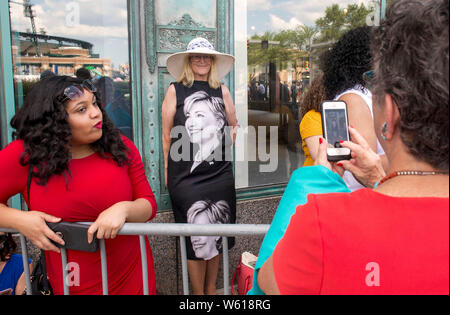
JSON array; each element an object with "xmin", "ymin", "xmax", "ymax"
[
  {"xmin": 0, "ymin": 233, "xmax": 17, "ymax": 262},
  {"xmin": 321, "ymin": 26, "xmax": 373, "ymax": 100},
  {"xmin": 10, "ymin": 75, "xmax": 130, "ymax": 187},
  {"xmin": 371, "ymin": 0, "xmax": 449, "ymax": 172}
]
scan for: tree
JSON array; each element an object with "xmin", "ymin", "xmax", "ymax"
[
  {"xmin": 299, "ymin": 25, "xmax": 319, "ymax": 51},
  {"xmin": 345, "ymin": 4, "xmax": 373, "ymax": 28},
  {"xmin": 248, "ymin": 31, "xmax": 298, "ymax": 68},
  {"xmin": 315, "ymin": 4, "xmax": 346, "ymax": 42},
  {"xmin": 315, "ymin": 3, "xmax": 373, "ymax": 43}
]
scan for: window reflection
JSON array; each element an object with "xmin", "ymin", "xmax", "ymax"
[
  {"xmin": 8, "ymin": 0, "xmax": 132, "ymax": 139},
  {"xmin": 246, "ymin": 0, "xmax": 376, "ymax": 187}
]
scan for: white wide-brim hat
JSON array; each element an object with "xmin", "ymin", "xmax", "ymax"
[{"xmin": 166, "ymin": 37, "xmax": 235, "ymax": 80}]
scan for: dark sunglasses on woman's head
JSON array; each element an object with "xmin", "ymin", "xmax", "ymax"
[
  {"xmin": 60, "ymin": 79, "xmax": 97, "ymax": 104},
  {"xmin": 363, "ymin": 70, "xmax": 376, "ymax": 89}
]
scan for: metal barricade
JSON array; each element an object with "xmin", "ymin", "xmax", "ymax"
[{"xmin": 0, "ymin": 223, "xmax": 269, "ymax": 295}]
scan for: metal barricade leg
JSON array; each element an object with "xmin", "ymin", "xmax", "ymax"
[
  {"xmin": 60, "ymin": 248, "xmax": 69, "ymax": 295},
  {"xmin": 0, "ymin": 224, "xmax": 270, "ymax": 295},
  {"xmin": 99, "ymin": 239, "xmax": 109, "ymax": 295},
  {"xmin": 19, "ymin": 235, "xmax": 32, "ymax": 295},
  {"xmin": 179, "ymin": 236, "xmax": 189, "ymax": 295},
  {"xmin": 139, "ymin": 236, "xmax": 149, "ymax": 295},
  {"xmin": 222, "ymin": 237, "xmax": 230, "ymax": 295}
]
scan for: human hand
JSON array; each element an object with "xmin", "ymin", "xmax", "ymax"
[
  {"xmin": 315, "ymin": 137, "xmax": 345, "ymax": 177},
  {"xmin": 87, "ymin": 202, "xmax": 129, "ymax": 243},
  {"xmin": 17, "ymin": 211, "xmax": 65, "ymax": 253},
  {"xmin": 337, "ymin": 126, "xmax": 386, "ymax": 188},
  {"xmin": 230, "ymin": 124, "xmax": 240, "ymax": 145},
  {"xmin": 0, "ymin": 288, "xmax": 13, "ymax": 295}
]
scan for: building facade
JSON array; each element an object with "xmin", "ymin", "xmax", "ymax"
[{"xmin": 0, "ymin": 0, "xmax": 385, "ymax": 294}]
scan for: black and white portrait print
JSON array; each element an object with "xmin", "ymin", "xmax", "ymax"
[
  {"xmin": 186, "ymin": 200, "xmax": 232, "ymax": 260},
  {"xmin": 183, "ymin": 91, "xmax": 226, "ymax": 173}
]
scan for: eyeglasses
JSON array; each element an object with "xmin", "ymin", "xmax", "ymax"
[
  {"xmin": 363, "ymin": 70, "xmax": 376, "ymax": 90},
  {"xmin": 60, "ymin": 79, "xmax": 97, "ymax": 104},
  {"xmin": 190, "ymin": 55, "xmax": 214, "ymax": 63}
]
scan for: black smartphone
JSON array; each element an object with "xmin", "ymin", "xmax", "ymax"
[
  {"xmin": 320, "ymin": 101, "xmax": 352, "ymax": 162},
  {"xmin": 47, "ymin": 222, "xmax": 99, "ymax": 253}
]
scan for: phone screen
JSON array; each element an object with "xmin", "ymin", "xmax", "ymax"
[{"xmin": 324, "ymin": 108, "xmax": 349, "ymax": 148}]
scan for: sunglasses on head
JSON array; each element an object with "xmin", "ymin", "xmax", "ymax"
[
  {"xmin": 59, "ymin": 79, "xmax": 97, "ymax": 104},
  {"xmin": 363, "ymin": 70, "xmax": 376, "ymax": 89}
]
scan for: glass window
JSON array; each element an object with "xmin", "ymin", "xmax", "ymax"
[
  {"xmin": 8, "ymin": 0, "xmax": 132, "ymax": 139},
  {"xmin": 240, "ymin": 0, "xmax": 377, "ymax": 188}
]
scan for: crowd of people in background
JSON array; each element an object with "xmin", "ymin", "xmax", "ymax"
[{"xmin": 248, "ymin": 79, "xmax": 305, "ymax": 105}]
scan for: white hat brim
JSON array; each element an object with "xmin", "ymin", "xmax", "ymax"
[{"xmin": 167, "ymin": 49, "xmax": 235, "ymax": 80}]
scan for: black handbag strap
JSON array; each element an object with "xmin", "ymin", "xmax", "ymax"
[
  {"xmin": 27, "ymin": 167, "xmax": 52, "ymax": 295},
  {"xmin": 39, "ymin": 249, "xmax": 50, "ymax": 287},
  {"xmin": 27, "ymin": 166, "xmax": 33, "ymax": 205}
]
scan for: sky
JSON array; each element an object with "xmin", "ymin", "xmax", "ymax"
[
  {"xmin": 9, "ymin": 0, "xmax": 129, "ymax": 66},
  {"xmin": 8, "ymin": 0, "xmax": 372, "ymax": 65},
  {"xmin": 247, "ymin": 0, "xmax": 371, "ymax": 35}
]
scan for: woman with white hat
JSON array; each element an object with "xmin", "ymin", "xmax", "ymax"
[{"xmin": 161, "ymin": 38, "xmax": 238, "ymax": 295}]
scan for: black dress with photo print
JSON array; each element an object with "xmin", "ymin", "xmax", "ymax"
[{"xmin": 167, "ymin": 81, "xmax": 236, "ymax": 261}]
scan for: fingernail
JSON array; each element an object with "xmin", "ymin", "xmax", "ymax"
[
  {"xmin": 340, "ymin": 140, "xmax": 344, "ymax": 144},
  {"xmin": 337, "ymin": 163, "xmax": 343, "ymax": 167},
  {"xmin": 350, "ymin": 125, "xmax": 354, "ymax": 129},
  {"xmin": 319, "ymin": 138, "xmax": 323, "ymax": 144}
]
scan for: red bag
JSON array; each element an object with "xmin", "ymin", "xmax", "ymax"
[{"xmin": 231, "ymin": 252, "xmax": 257, "ymax": 295}]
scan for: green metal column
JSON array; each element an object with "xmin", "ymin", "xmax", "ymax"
[
  {"xmin": 0, "ymin": 1, "xmax": 21, "ymax": 210},
  {"xmin": 381, "ymin": 0, "xmax": 387, "ymax": 19},
  {"xmin": 0, "ymin": 0, "xmax": 16, "ymax": 147}
]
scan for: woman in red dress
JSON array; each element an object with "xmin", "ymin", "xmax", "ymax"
[
  {"xmin": 0, "ymin": 76, "xmax": 157, "ymax": 295},
  {"xmin": 258, "ymin": 0, "xmax": 449, "ymax": 295}
]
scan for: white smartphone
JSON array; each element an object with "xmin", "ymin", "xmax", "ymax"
[{"xmin": 320, "ymin": 101, "xmax": 352, "ymax": 161}]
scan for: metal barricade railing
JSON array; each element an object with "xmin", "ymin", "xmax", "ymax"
[{"xmin": 0, "ymin": 223, "xmax": 270, "ymax": 295}]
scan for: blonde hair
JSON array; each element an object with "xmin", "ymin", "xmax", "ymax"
[{"xmin": 177, "ymin": 56, "xmax": 221, "ymax": 89}]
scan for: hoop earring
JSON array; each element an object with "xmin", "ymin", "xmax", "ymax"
[{"xmin": 381, "ymin": 122, "xmax": 388, "ymax": 141}]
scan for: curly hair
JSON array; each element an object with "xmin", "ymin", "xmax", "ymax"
[
  {"xmin": 321, "ymin": 26, "xmax": 373, "ymax": 100},
  {"xmin": 10, "ymin": 76, "xmax": 130, "ymax": 187},
  {"xmin": 371, "ymin": 0, "xmax": 449, "ymax": 171},
  {"xmin": 300, "ymin": 72, "xmax": 327, "ymax": 118},
  {"xmin": 0, "ymin": 234, "xmax": 17, "ymax": 262}
]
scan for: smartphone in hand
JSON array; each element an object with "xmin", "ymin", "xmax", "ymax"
[
  {"xmin": 47, "ymin": 222, "xmax": 99, "ymax": 253},
  {"xmin": 320, "ymin": 101, "xmax": 352, "ymax": 162}
]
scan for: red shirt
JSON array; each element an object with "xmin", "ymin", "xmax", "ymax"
[
  {"xmin": 273, "ymin": 189, "xmax": 449, "ymax": 295},
  {"xmin": 0, "ymin": 137, "xmax": 157, "ymax": 295}
]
